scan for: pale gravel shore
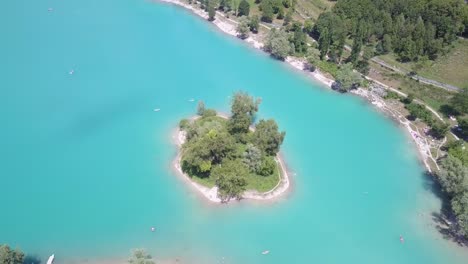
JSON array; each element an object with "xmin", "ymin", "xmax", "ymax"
[
  {"xmin": 156, "ymin": 0, "xmax": 439, "ymax": 172},
  {"xmin": 156, "ymin": 0, "xmax": 334, "ymax": 88}
]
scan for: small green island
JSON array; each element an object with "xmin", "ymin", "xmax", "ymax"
[{"xmin": 177, "ymin": 91, "xmax": 287, "ymax": 202}]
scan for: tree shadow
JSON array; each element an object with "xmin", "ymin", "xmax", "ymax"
[
  {"xmin": 422, "ymin": 171, "xmax": 468, "ymax": 247},
  {"xmin": 439, "ymin": 104, "xmax": 458, "ymax": 117},
  {"xmin": 23, "ymin": 255, "xmax": 41, "ymax": 264},
  {"xmin": 451, "ymin": 127, "xmax": 467, "ymax": 141}
]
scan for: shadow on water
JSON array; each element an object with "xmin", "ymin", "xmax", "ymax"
[
  {"xmin": 23, "ymin": 255, "xmax": 41, "ymax": 264},
  {"xmin": 422, "ymin": 171, "xmax": 468, "ymax": 247}
]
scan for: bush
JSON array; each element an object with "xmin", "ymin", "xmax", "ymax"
[
  {"xmin": 202, "ymin": 109, "xmax": 217, "ymax": 118},
  {"xmin": 401, "ymin": 93, "xmax": 415, "ymax": 104},
  {"xmin": 405, "ymin": 103, "xmax": 432, "ymax": 123},
  {"xmin": 430, "ymin": 121, "xmax": 449, "ymax": 139},
  {"xmin": 383, "ymin": 91, "xmax": 401, "ymax": 100},
  {"xmin": 179, "ymin": 119, "xmax": 190, "ymax": 130},
  {"xmin": 265, "ymin": 29, "xmax": 291, "ymax": 60},
  {"xmin": 257, "ymin": 156, "xmax": 276, "ymax": 176}
]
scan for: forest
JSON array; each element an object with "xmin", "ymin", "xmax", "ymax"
[{"xmin": 315, "ymin": 0, "xmax": 467, "ymax": 63}]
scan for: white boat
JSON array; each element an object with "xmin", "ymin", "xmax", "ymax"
[
  {"xmin": 188, "ymin": 98, "xmax": 195, "ymax": 102},
  {"xmin": 153, "ymin": 108, "xmax": 160, "ymax": 112},
  {"xmin": 261, "ymin": 250, "xmax": 269, "ymax": 255},
  {"xmin": 69, "ymin": 69, "xmax": 74, "ymax": 75},
  {"xmin": 46, "ymin": 254, "xmax": 55, "ymax": 264}
]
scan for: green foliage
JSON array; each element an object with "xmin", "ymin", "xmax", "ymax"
[
  {"xmin": 354, "ymin": 60, "xmax": 370, "ymax": 75},
  {"xmin": 261, "ymin": 0, "xmax": 275, "ymax": 23},
  {"xmin": 0, "ymin": 245, "xmax": 24, "ymax": 264},
  {"xmin": 458, "ymin": 118, "xmax": 468, "ymax": 140},
  {"xmin": 249, "ymin": 15, "xmax": 260, "ymax": 33},
  {"xmin": 283, "ymin": 10, "xmax": 293, "ymax": 26},
  {"xmin": 179, "ymin": 93, "xmax": 286, "ymax": 199},
  {"xmin": 326, "ymin": 0, "xmax": 466, "ymax": 62},
  {"xmin": 243, "ymin": 143, "xmax": 262, "ymax": 173},
  {"xmin": 447, "ymin": 141, "xmax": 468, "ymax": 165},
  {"xmin": 430, "ymin": 121, "xmax": 449, "ymax": 139},
  {"xmin": 197, "ymin": 100, "xmax": 206, "ymax": 116},
  {"xmin": 451, "ymin": 88, "xmax": 468, "ymax": 115},
  {"xmin": 290, "ymin": 22, "xmax": 308, "ymax": 54},
  {"xmin": 179, "ymin": 118, "xmax": 190, "ymax": 130},
  {"xmin": 334, "ymin": 63, "xmax": 362, "ymax": 92},
  {"xmin": 237, "ymin": 16, "xmax": 250, "ymax": 39},
  {"xmin": 207, "ymin": 0, "xmax": 216, "ymax": 21},
  {"xmin": 306, "ymin": 56, "xmax": 317, "ymax": 72},
  {"xmin": 203, "ymin": 108, "xmax": 217, "ymax": 118},
  {"xmin": 253, "ymin": 119, "xmax": 285, "ymax": 156},
  {"xmin": 304, "ymin": 19, "xmax": 314, "ymax": 35},
  {"xmin": 383, "ymin": 91, "xmax": 402, "ymax": 100},
  {"xmin": 238, "ymin": 0, "xmax": 250, "ymax": 16},
  {"xmin": 405, "ymin": 102, "xmax": 432, "ymax": 123},
  {"xmin": 265, "ymin": 29, "xmax": 291, "ymax": 60},
  {"xmin": 228, "ymin": 91, "xmax": 260, "ymax": 134},
  {"xmin": 277, "ymin": 6, "xmax": 284, "ymax": 20},
  {"xmin": 257, "ymin": 155, "xmax": 276, "ymax": 176},
  {"xmin": 315, "ymin": 59, "xmax": 339, "ymax": 77},
  {"xmin": 438, "ymin": 155, "xmax": 468, "ymax": 237},
  {"xmin": 401, "ymin": 93, "xmax": 415, "ymax": 104},
  {"xmin": 314, "ymin": 12, "xmax": 346, "ymax": 61},
  {"xmin": 212, "ymin": 159, "xmax": 248, "ymax": 202}
]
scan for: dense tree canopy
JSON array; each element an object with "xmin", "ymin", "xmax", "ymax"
[
  {"xmin": 253, "ymin": 119, "xmax": 286, "ymax": 155},
  {"xmin": 212, "ymin": 159, "xmax": 248, "ymax": 201},
  {"xmin": 179, "ymin": 92, "xmax": 285, "ymax": 202},
  {"xmin": 261, "ymin": 0, "xmax": 275, "ymax": 23},
  {"xmin": 228, "ymin": 91, "xmax": 261, "ymax": 134},
  {"xmin": 249, "ymin": 15, "xmax": 260, "ymax": 33},
  {"xmin": 238, "ymin": 0, "xmax": 250, "ymax": 17},
  {"xmin": 0, "ymin": 245, "xmax": 24, "ymax": 264},
  {"xmin": 315, "ymin": 0, "xmax": 466, "ymax": 61},
  {"xmin": 333, "ymin": 63, "xmax": 362, "ymax": 92},
  {"xmin": 265, "ymin": 29, "xmax": 291, "ymax": 60},
  {"xmin": 314, "ymin": 12, "xmax": 346, "ymax": 61},
  {"xmin": 439, "ymin": 155, "xmax": 468, "ymax": 237}
]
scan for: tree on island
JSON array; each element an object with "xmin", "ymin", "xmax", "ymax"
[
  {"xmin": 0, "ymin": 245, "xmax": 24, "ymax": 264},
  {"xmin": 212, "ymin": 159, "xmax": 248, "ymax": 201},
  {"xmin": 253, "ymin": 119, "xmax": 286, "ymax": 156},
  {"xmin": 228, "ymin": 91, "xmax": 261, "ymax": 134},
  {"xmin": 238, "ymin": 0, "xmax": 250, "ymax": 17},
  {"xmin": 197, "ymin": 100, "xmax": 206, "ymax": 116},
  {"xmin": 128, "ymin": 249, "xmax": 155, "ymax": 264},
  {"xmin": 179, "ymin": 91, "xmax": 285, "ymax": 202}
]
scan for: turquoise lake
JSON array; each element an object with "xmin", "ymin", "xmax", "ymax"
[{"xmin": 1, "ymin": 0, "xmax": 468, "ymax": 263}]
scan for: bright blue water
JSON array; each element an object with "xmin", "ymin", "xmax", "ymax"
[{"xmin": 1, "ymin": 0, "xmax": 467, "ymax": 263}]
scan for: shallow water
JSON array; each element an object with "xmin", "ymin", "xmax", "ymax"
[{"xmin": 1, "ymin": 0, "xmax": 467, "ymax": 263}]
